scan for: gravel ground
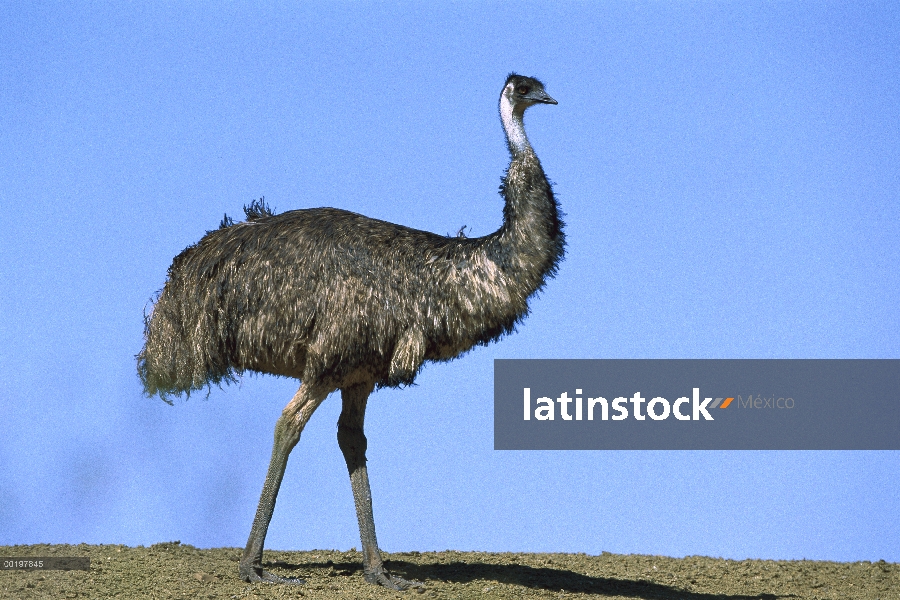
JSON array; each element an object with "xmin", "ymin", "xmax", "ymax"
[{"xmin": 1, "ymin": 543, "xmax": 896, "ymax": 599}]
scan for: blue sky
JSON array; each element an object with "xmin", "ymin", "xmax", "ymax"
[{"xmin": 1, "ymin": 2, "xmax": 898, "ymax": 562}]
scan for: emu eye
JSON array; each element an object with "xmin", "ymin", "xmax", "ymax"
[{"xmin": 517, "ymin": 85, "xmax": 530, "ymax": 95}]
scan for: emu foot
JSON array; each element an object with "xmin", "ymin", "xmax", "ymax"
[
  {"xmin": 365, "ymin": 570, "xmax": 424, "ymax": 591},
  {"xmin": 239, "ymin": 563, "xmax": 305, "ymax": 585}
]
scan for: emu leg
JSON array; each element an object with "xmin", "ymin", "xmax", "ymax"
[
  {"xmin": 338, "ymin": 382, "xmax": 423, "ymax": 591},
  {"xmin": 240, "ymin": 383, "xmax": 329, "ymax": 584}
]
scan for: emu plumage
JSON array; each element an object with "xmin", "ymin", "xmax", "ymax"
[{"xmin": 138, "ymin": 73, "xmax": 562, "ymax": 589}]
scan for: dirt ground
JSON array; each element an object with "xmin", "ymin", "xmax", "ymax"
[{"xmin": 1, "ymin": 543, "xmax": 896, "ymax": 600}]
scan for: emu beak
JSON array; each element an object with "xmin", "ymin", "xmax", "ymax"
[{"xmin": 530, "ymin": 90, "xmax": 558, "ymax": 105}]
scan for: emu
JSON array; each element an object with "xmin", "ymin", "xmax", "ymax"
[{"xmin": 137, "ymin": 74, "xmax": 562, "ymax": 589}]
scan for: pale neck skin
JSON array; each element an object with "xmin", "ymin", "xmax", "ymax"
[{"xmin": 499, "ymin": 83, "xmax": 531, "ymax": 156}]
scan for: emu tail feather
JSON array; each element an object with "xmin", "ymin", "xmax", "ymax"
[{"xmin": 137, "ymin": 282, "xmax": 238, "ymax": 402}]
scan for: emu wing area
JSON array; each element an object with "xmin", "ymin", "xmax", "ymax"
[{"xmin": 139, "ymin": 208, "xmax": 509, "ymax": 397}]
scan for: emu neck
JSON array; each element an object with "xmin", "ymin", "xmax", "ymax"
[
  {"xmin": 490, "ymin": 128, "xmax": 563, "ymax": 302},
  {"xmin": 500, "ymin": 96, "xmax": 530, "ymax": 156}
]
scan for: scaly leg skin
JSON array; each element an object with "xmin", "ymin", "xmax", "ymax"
[
  {"xmin": 338, "ymin": 382, "xmax": 424, "ymax": 591},
  {"xmin": 239, "ymin": 383, "xmax": 329, "ymax": 584}
]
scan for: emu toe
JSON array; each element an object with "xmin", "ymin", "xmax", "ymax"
[
  {"xmin": 239, "ymin": 564, "xmax": 305, "ymax": 585},
  {"xmin": 365, "ymin": 570, "xmax": 424, "ymax": 591}
]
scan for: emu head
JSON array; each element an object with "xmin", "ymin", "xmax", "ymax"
[
  {"xmin": 500, "ymin": 74, "xmax": 557, "ymax": 155},
  {"xmin": 502, "ymin": 73, "xmax": 558, "ymax": 116}
]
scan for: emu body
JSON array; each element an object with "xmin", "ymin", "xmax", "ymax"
[{"xmin": 138, "ymin": 74, "xmax": 562, "ymax": 589}]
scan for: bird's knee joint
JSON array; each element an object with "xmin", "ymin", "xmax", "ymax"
[
  {"xmin": 337, "ymin": 424, "xmax": 367, "ymax": 464},
  {"xmin": 337, "ymin": 424, "xmax": 366, "ymax": 451},
  {"xmin": 274, "ymin": 415, "xmax": 302, "ymax": 450}
]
